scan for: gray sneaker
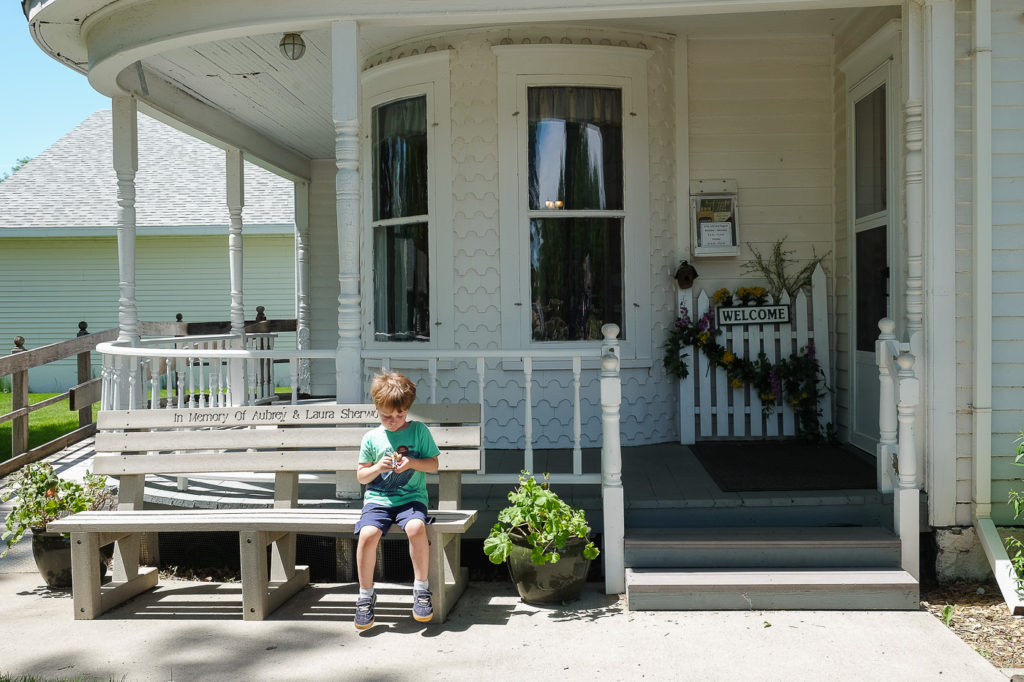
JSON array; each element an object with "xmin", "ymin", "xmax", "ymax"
[
  {"xmin": 412, "ymin": 588, "xmax": 433, "ymax": 622},
  {"xmin": 354, "ymin": 594, "xmax": 376, "ymax": 630}
]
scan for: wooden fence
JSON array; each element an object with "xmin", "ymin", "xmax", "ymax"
[{"xmin": 678, "ymin": 264, "xmax": 831, "ymax": 443}]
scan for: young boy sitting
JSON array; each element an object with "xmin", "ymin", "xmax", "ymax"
[{"xmin": 353, "ymin": 371, "xmax": 439, "ymax": 629}]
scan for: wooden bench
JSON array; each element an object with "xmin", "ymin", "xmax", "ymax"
[{"xmin": 48, "ymin": 403, "xmax": 481, "ymax": 623}]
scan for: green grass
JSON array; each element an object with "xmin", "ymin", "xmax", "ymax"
[{"xmin": 0, "ymin": 393, "xmax": 100, "ymax": 464}]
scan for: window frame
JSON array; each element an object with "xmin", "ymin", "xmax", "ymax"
[
  {"xmin": 495, "ymin": 45, "xmax": 652, "ymax": 360},
  {"xmin": 361, "ymin": 51, "xmax": 453, "ymax": 349}
]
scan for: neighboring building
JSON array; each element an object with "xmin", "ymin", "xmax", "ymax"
[
  {"xmin": 18, "ymin": 0, "xmax": 1024, "ymax": 602},
  {"xmin": 0, "ymin": 110, "xmax": 296, "ymax": 391}
]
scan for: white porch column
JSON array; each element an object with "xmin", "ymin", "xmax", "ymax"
[
  {"xmin": 226, "ymin": 148, "xmax": 247, "ymax": 406},
  {"xmin": 332, "ymin": 20, "xmax": 363, "ymax": 498},
  {"xmin": 600, "ymin": 324, "xmax": 624, "ymax": 595},
  {"xmin": 294, "ymin": 182, "xmax": 312, "ymax": 397},
  {"xmin": 112, "ymin": 97, "xmax": 139, "ymax": 409}
]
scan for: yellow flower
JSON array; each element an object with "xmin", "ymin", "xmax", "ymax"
[
  {"xmin": 721, "ymin": 350, "xmax": 736, "ymax": 365},
  {"xmin": 759, "ymin": 392, "xmax": 775, "ymax": 402},
  {"xmin": 697, "ymin": 331, "xmax": 711, "ymax": 345},
  {"xmin": 731, "ymin": 379, "xmax": 744, "ymax": 389},
  {"xmin": 712, "ymin": 288, "xmax": 732, "ymax": 305}
]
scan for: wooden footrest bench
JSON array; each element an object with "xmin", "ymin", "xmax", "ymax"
[{"xmin": 48, "ymin": 404, "xmax": 482, "ymax": 623}]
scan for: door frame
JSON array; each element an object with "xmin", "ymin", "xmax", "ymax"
[{"xmin": 841, "ymin": 22, "xmax": 903, "ymax": 468}]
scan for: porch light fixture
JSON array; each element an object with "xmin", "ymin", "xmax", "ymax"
[{"xmin": 279, "ymin": 33, "xmax": 306, "ymax": 61}]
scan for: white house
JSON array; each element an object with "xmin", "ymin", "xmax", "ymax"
[
  {"xmin": 18, "ymin": 0, "xmax": 1024, "ymax": 608},
  {"xmin": 0, "ymin": 110, "xmax": 297, "ymax": 391}
]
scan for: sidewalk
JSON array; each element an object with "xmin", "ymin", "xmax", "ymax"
[
  {"xmin": 0, "ymin": 558, "xmax": 1010, "ymax": 682},
  {"xmin": 0, "ymin": 444, "xmax": 1014, "ymax": 682}
]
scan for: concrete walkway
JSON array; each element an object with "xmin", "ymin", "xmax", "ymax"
[
  {"xmin": 0, "ymin": 547, "xmax": 1010, "ymax": 682},
  {"xmin": 0, "ymin": 442, "xmax": 1014, "ymax": 681}
]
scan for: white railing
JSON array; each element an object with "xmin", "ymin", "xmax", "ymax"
[
  {"xmin": 365, "ymin": 324, "xmax": 621, "ymax": 486},
  {"xmin": 98, "ymin": 334, "xmax": 333, "ymax": 411},
  {"xmin": 876, "ymin": 317, "xmax": 920, "ymax": 580},
  {"xmin": 679, "ymin": 264, "xmax": 831, "ymax": 442}
]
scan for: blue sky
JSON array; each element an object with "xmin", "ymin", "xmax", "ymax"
[{"xmin": 1, "ymin": 4, "xmax": 110, "ymax": 175}]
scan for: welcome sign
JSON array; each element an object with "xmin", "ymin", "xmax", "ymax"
[{"xmin": 716, "ymin": 305, "xmax": 790, "ymax": 326}]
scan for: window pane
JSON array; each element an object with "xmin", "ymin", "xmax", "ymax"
[
  {"xmin": 854, "ymin": 85, "xmax": 886, "ymax": 219},
  {"xmin": 855, "ymin": 225, "xmax": 888, "ymax": 352},
  {"xmin": 374, "ymin": 223, "xmax": 429, "ymax": 341},
  {"xmin": 530, "ymin": 217, "xmax": 622, "ymax": 341},
  {"xmin": 373, "ymin": 96, "xmax": 427, "ymax": 221},
  {"xmin": 528, "ymin": 87, "xmax": 623, "ymax": 211}
]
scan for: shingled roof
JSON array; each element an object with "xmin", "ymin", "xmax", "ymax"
[{"xmin": 0, "ymin": 110, "xmax": 294, "ymax": 230}]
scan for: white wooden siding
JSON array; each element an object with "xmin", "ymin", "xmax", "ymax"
[
  {"xmin": 0, "ymin": 234, "xmax": 295, "ymax": 392},
  {"xmin": 986, "ymin": 0, "xmax": 1024, "ymax": 524}
]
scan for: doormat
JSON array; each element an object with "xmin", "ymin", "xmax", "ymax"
[{"xmin": 691, "ymin": 440, "xmax": 876, "ymax": 492}]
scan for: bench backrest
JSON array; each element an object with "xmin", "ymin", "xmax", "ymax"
[
  {"xmin": 95, "ymin": 404, "xmax": 482, "ymax": 511},
  {"xmin": 93, "ymin": 404, "xmax": 482, "ymax": 477}
]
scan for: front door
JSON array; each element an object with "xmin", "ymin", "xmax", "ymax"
[{"xmin": 849, "ymin": 70, "xmax": 897, "ymax": 455}]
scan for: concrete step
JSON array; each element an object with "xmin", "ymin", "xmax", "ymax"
[
  {"xmin": 625, "ymin": 567, "xmax": 920, "ymax": 611},
  {"xmin": 624, "ymin": 526, "xmax": 901, "ymax": 569},
  {"xmin": 623, "ymin": 491, "xmax": 892, "ymax": 529}
]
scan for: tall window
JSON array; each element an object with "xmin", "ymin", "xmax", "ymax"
[
  {"xmin": 496, "ymin": 45, "xmax": 651, "ymax": 357},
  {"xmin": 362, "ymin": 52, "xmax": 452, "ymax": 348},
  {"xmin": 528, "ymin": 87, "xmax": 623, "ymax": 341},
  {"xmin": 372, "ymin": 96, "xmax": 429, "ymax": 341}
]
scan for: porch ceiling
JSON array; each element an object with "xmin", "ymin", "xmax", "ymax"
[{"xmin": 25, "ymin": 0, "xmax": 875, "ymax": 172}]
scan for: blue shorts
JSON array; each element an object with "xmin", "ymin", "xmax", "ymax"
[{"xmin": 354, "ymin": 501, "xmax": 431, "ymax": 537}]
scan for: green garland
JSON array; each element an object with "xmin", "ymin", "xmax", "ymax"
[{"xmin": 663, "ymin": 300, "xmax": 828, "ymax": 439}]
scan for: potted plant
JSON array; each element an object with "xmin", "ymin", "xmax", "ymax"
[
  {"xmin": 1, "ymin": 462, "xmax": 115, "ymax": 588},
  {"xmin": 483, "ymin": 471, "xmax": 599, "ymax": 604}
]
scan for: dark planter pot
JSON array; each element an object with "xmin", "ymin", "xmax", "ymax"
[
  {"xmin": 30, "ymin": 529, "xmax": 112, "ymax": 589},
  {"xmin": 507, "ymin": 536, "xmax": 592, "ymax": 605}
]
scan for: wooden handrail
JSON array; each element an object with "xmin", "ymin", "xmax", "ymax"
[{"xmin": 0, "ymin": 328, "xmax": 118, "ymax": 376}]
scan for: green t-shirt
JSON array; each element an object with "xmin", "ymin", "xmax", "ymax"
[{"xmin": 359, "ymin": 420, "xmax": 439, "ymax": 507}]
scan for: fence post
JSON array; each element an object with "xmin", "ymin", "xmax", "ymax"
[
  {"xmin": 76, "ymin": 321, "xmax": 93, "ymax": 428},
  {"xmin": 11, "ymin": 336, "xmax": 29, "ymax": 459}
]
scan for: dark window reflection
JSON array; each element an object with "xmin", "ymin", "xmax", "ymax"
[
  {"xmin": 854, "ymin": 85, "xmax": 886, "ymax": 219},
  {"xmin": 856, "ymin": 225, "xmax": 888, "ymax": 352},
  {"xmin": 374, "ymin": 223, "xmax": 429, "ymax": 341},
  {"xmin": 528, "ymin": 87, "xmax": 622, "ymax": 211},
  {"xmin": 373, "ymin": 96, "xmax": 427, "ymax": 221},
  {"xmin": 530, "ymin": 218, "xmax": 622, "ymax": 341}
]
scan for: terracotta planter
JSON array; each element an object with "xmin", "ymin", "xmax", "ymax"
[
  {"xmin": 30, "ymin": 529, "xmax": 112, "ymax": 589},
  {"xmin": 507, "ymin": 536, "xmax": 592, "ymax": 605}
]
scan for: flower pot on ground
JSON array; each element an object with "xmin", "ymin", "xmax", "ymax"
[
  {"xmin": 483, "ymin": 471, "xmax": 599, "ymax": 604},
  {"xmin": 2, "ymin": 462, "xmax": 115, "ymax": 587}
]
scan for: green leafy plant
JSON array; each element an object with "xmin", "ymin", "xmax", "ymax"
[
  {"xmin": 1005, "ymin": 431, "xmax": 1024, "ymax": 597},
  {"xmin": 1, "ymin": 462, "xmax": 114, "ymax": 557},
  {"xmin": 742, "ymin": 236, "xmax": 829, "ymax": 301},
  {"xmin": 940, "ymin": 604, "xmax": 955, "ymax": 627},
  {"xmin": 483, "ymin": 471, "xmax": 599, "ymax": 566}
]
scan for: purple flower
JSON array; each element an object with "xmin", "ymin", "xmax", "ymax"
[
  {"xmin": 678, "ymin": 304, "xmax": 691, "ymax": 327},
  {"xmin": 805, "ymin": 340, "xmax": 817, "ymax": 361},
  {"xmin": 697, "ymin": 310, "xmax": 715, "ymax": 332},
  {"xmin": 768, "ymin": 369, "xmax": 782, "ymax": 397}
]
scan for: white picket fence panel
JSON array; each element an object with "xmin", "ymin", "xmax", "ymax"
[{"xmin": 679, "ymin": 264, "xmax": 831, "ymax": 443}]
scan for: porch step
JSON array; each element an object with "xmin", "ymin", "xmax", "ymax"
[
  {"xmin": 625, "ymin": 568, "xmax": 920, "ymax": 611},
  {"xmin": 624, "ymin": 526, "xmax": 901, "ymax": 569},
  {"xmin": 624, "ymin": 491, "xmax": 892, "ymax": 529}
]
